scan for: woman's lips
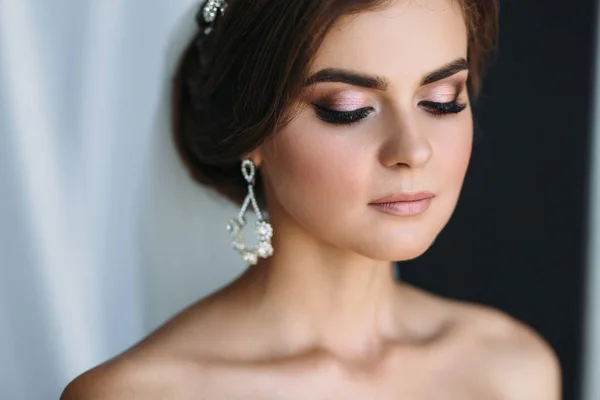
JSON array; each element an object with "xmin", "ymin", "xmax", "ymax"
[
  {"xmin": 369, "ymin": 198, "xmax": 433, "ymax": 216},
  {"xmin": 369, "ymin": 191, "xmax": 435, "ymax": 216}
]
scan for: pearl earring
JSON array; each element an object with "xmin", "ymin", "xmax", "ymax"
[{"xmin": 226, "ymin": 160, "xmax": 274, "ymax": 265}]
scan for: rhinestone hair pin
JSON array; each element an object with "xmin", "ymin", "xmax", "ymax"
[{"xmin": 198, "ymin": 0, "xmax": 228, "ymax": 35}]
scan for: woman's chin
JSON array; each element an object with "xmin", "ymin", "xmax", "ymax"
[
  {"xmin": 356, "ymin": 236, "xmax": 437, "ymax": 263},
  {"xmin": 386, "ymin": 246, "xmax": 432, "ymax": 262}
]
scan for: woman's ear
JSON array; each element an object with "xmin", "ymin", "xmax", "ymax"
[{"xmin": 244, "ymin": 148, "xmax": 263, "ymax": 168}]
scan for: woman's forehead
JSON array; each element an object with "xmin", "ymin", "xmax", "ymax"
[{"xmin": 310, "ymin": 0, "xmax": 468, "ymax": 84}]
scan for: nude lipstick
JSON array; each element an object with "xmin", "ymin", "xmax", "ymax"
[{"xmin": 369, "ymin": 191, "xmax": 435, "ymax": 216}]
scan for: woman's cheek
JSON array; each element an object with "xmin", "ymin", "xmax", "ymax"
[
  {"xmin": 266, "ymin": 121, "xmax": 370, "ymax": 217},
  {"xmin": 438, "ymin": 120, "xmax": 473, "ymax": 189}
]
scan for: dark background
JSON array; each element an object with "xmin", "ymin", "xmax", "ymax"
[{"xmin": 398, "ymin": 1, "xmax": 597, "ymax": 399}]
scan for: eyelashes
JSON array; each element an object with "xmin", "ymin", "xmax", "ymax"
[
  {"xmin": 419, "ymin": 100, "xmax": 467, "ymax": 116},
  {"xmin": 313, "ymin": 104, "xmax": 374, "ymax": 125},
  {"xmin": 312, "ymin": 96, "xmax": 468, "ymax": 126}
]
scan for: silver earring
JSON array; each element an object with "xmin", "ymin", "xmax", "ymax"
[{"xmin": 226, "ymin": 160, "xmax": 274, "ymax": 265}]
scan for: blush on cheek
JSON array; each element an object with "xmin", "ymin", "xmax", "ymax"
[
  {"xmin": 438, "ymin": 126, "xmax": 473, "ymax": 186},
  {"xmin": 287, "ymin": 138, "xmax": 359, "ymax": 203},
  {"xmin": 266, "ymin": 120, "xmax": 369, "ymax": 225}
]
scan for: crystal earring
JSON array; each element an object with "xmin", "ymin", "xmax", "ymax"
[{"xmin": 226, "ymin": 160, "xmax": 274, "ymax": 265}]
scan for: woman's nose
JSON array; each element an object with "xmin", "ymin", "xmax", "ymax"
[{"xmin": 378, "ymin": 113, "xmax": 433, "ymax": 169}]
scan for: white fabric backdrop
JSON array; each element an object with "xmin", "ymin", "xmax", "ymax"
[
  {"xmin": 1, "ymin": 1, "xmax": 599, "ymax": 399},
  {"xmin": 0, "ymin": 1, "xmax": 245, "ymax": 398}
]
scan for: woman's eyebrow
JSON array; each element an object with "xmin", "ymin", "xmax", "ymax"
[
  {"xmin": 304, "ymin": 68, "xmax": 388, "ymax": 90},
  {"xmin": 420, "ymin": 58, "xmax": 469, "ymax": 86},
  {"xmin": 304, "ymin": 57, "xmax": 469, "ymax": 90}
]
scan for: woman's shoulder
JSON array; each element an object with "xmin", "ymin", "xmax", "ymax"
[
  {"xmin": 400, "ymin": 283, "xmax": 561, "ymax": 398},
  {"xmin": 59, "ymin": 353, "xmax": 193, "ymax": 399},
  {"xmin": 59, "ymin": 342, "xmax": 212, "ymax": 400},
  {"xmin": 60, "ymin": 301, "xmax": 222, "ymax": 399},
  {"xmin": 452, "ymin": 299, "xmax": 562, "ymax": 399}
]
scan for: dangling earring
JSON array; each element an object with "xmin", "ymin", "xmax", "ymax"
[{"xmin": 226, "ymin": 159, "xmax": 274, "ymax": 265}]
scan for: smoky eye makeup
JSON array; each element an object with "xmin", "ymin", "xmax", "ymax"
[
  {"xmin": 418, "ymin": 82, "xmax": 468, "ymax": 116},
  {"xmin": 313, "ymin": 104, "xmax": 374, "ymax": 125},
  {"xmin": 307, "ymin": 79, "xmax": 470, "ymax": 126},
  {"xmin": 310, "ymin": 90, "xmax": 376, "ymax": 126}
]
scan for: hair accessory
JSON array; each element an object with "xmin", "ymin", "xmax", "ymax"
[
  {"xmin": 226, "ymin": 160, "xmax": 274, "ymax": 265},
  {"xmin": 197, "ymin": 0, "xmax": 228, "ymax": 35}
]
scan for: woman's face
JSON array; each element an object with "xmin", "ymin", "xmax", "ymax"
[{"xmin": 258, "ymin": 0, "xmax": 471, "ymax": 261}]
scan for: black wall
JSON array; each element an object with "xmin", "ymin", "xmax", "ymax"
[{"xmin": 398, "ymin": 1, "xmax": 597, "ymax": 399}]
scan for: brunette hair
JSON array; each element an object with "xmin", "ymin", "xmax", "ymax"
[{"xmin": 172, "ymin": 0, "xmax": 499, "ymax": 208}]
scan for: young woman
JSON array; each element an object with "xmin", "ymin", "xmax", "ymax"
[{"xmin": 62, "ymin": 0, "xmax": 562, "ymax": 398}]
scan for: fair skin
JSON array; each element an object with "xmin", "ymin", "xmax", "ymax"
[{"xmin": 62, "ymin": 1, "xmax": 562, "ymax": 399}]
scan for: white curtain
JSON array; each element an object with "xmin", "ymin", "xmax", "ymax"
[{"xmin": 0, "ymin": 1, "xmax": 245, "ymax": 398}]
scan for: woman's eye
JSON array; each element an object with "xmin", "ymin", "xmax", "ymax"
[
  {"xmin": 419, "ymin": 100, "xmax": 468, "ymax": 116},
  {"xmin": 313, "ymin": 104, "xmax": 374, "ymax": 125},
  {"xmin": 312, "ymin": 99, "xmax": 467, "ymax": 125}
]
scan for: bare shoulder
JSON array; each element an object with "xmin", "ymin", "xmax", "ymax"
[
  {"xmin": 59, "ymin": 350, "xmax": 205, "ymax": 400},
  {"xmin": 60, "ymin": 302, "xmax": 219, "ymax": 399},
  {"xmin": 457, "ymin": 302, "xmax": 562, "ymax": 400}
]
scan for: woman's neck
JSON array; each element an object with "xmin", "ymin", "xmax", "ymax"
[{"xmin": 236, "ymin": 212, "xmax": 403, "ymax": 362}]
